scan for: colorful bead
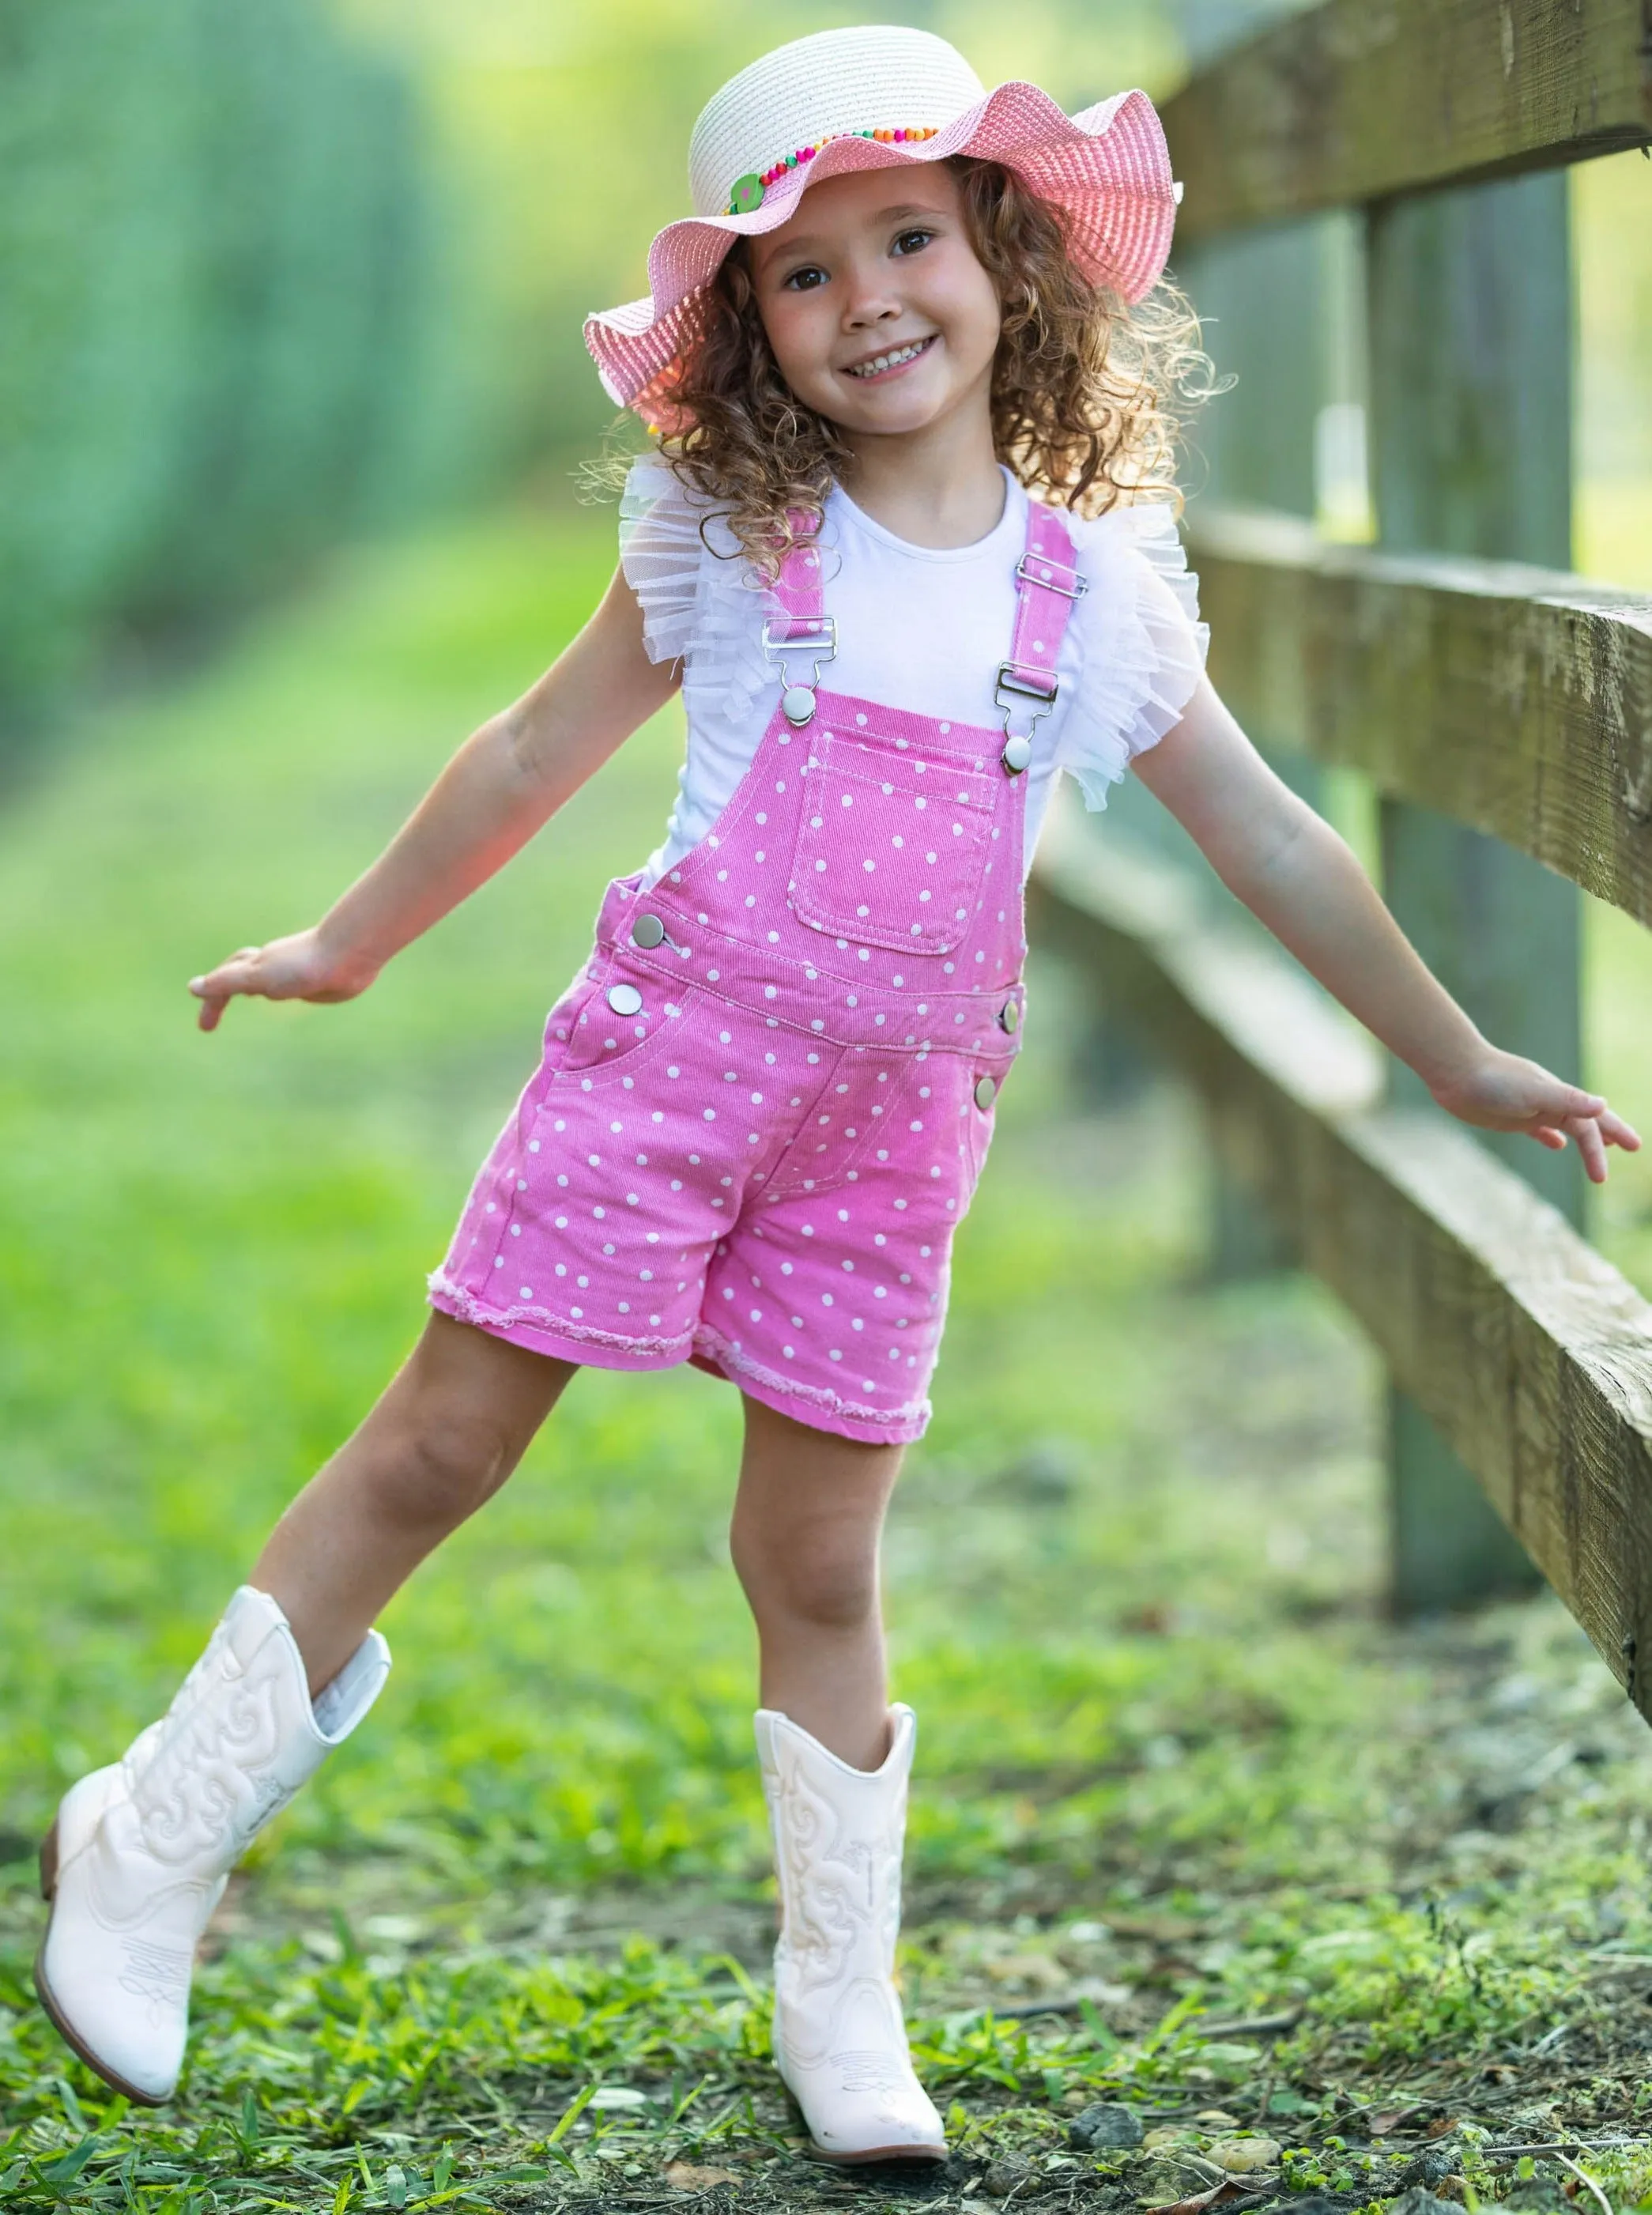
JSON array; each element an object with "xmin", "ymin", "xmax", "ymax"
[{"xmin": 729, "ymin": 172, "xmax": 764, "ymax": 214}]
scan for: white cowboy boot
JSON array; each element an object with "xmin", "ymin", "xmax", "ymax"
[
  {"xmin": 36, "ymin": 1586, "xmax": 390, "ymax": 2104},
  {"xmin": 755, "ymin": 1702, "xmax": 946, "ymax": 2164}
]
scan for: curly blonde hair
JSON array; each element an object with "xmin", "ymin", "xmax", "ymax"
[{"xmin": 621, "ymin": 157, "xmax": 1215, "ymax": 580}]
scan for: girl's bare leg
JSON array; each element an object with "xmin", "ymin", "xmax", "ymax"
[
  {"xmin": 729, "ymin": 1394, "xmax": 903, "ymax": 1770},
  {"xmin": 251, "ymin": 1311, "xmax": 575, "ymax": 1692}
]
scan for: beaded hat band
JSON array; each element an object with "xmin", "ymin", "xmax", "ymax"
[
  {"xmin": 727, "ymin": 129, "xmax": 942, "ymax": 216},
  {"xmin": 585, "ymin": 25, "xmax": 1181, "ymax": 434}
]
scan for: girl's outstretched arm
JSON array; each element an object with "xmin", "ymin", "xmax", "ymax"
[
  {"xmin": 1130, "ymin": 676, "xmax": 1643, "ymax": 1184},
  {"xmin": 190, "ymin": 564, "xmax": 677, "ymax": 1031}
]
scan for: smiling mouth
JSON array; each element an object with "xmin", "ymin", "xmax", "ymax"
[{"xmin": 843, "ymin": 335, "xmax": 937, "ymax": 380}]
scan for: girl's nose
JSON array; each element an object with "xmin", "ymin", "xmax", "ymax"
[{"xmin": 843, "ymin": 284, "xmax": 903, "ymax": 330}]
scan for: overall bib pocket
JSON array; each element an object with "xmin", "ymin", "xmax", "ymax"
[{"xmin": 788, "ymin": 735, "xmax": 1001, "ymax": 955}]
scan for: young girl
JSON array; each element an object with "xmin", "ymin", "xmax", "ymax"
[{"xmin": 35, "ymin": 21, "xmax": 1638, "ymax": 2168}]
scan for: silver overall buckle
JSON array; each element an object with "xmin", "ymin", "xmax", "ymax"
[
  {"xmin": 994, "ymin": 660, "xmax": 1058, "ymax": 773},
  {"xmin": 763, "ymin": 617, "xmax": 838, "ymax": 727},
  {"xmin": 1014, "ymin": 553, "xmax": 1089, "ymax": 601}
]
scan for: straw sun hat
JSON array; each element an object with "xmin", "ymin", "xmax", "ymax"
[{"xmin": 584, "ymin": 24, "xmax": 1181, "ymax": 432}]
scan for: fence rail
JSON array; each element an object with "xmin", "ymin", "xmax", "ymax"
[
  {"xmin": 1188, "ymin": 507, "xmax": 1652, "ymax": 927},
  {"xmin": 1161, "ymin": 0, "xmax": 1652, "ymax": 240}
]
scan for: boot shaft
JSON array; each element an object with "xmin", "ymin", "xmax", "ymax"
[
  {"xmin": 755, "ymin": 1705, "xmax": 915, "ymax": 1995},
  {"xmin": 125, "ymin": 1589, "xmax": 389, "ymax": 1876}
]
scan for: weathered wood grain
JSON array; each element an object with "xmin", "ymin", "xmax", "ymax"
[
  {"xmin": 1028, "ymin": 807, "xmax": 1652, "ymax": 1707},
  {"xmin": 1162, "ymin": 0, "xmax": 1652, "ymax": 238},
  {"xmin": 1188, "ymin": 507, "xmax": 1652, "ymax": 931}
]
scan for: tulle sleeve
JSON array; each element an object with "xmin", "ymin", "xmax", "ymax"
[
  {"xmin": 618, "ymin": 451, "xmax": 715, "ymax": 664},
  {"xmin": 1054, "ymin": 501, "xmax": 1210, "ymax": 811},
  {"xmin": 617, "ymin": 451, "xmax": 774, "ymax": 741}
]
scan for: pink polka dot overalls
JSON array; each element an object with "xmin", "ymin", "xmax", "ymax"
[{"xmin": 428, "ymin": 502, "xmax": 1085, "ymax": 1443}]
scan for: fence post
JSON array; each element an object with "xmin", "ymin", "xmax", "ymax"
[{"xmin": 1366, "ymin": 172, "xmax": 1582, "ymax": 1613}]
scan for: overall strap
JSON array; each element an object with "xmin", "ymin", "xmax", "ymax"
[
  {"xmin": 760, "ymin": 497, "xmax": 1086, "ymax": 757},
  {"xmin": 995, "ymin": 503, "xmax": 1087, "ymax": 774},
  {"xmin": 764, "ymin": 514, "xmax": 836, "ymax": 728}
]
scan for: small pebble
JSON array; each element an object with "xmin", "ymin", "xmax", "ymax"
[
  {"xmin": 1398, "ymin": 2146, "xmax": 1464, "ymax": 2188},
  {"xmin": 1207, "ymin": 2135, "xmax": 1283, "ymax": 2173},
  {"xmin": 1388, "ymin": 2190, "xmax": 1465, "ymax": 2215},
  {"xmin": 1069, "ymin": 2100, "xmax": 1145, "ymax": 2150},
  {"xmin": 983, "ymin": 2151, "xmax": 1034, "ymax": 2197}
]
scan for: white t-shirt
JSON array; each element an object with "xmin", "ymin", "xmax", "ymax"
[{"xmin": 618, "ymin": 456, "xmax": 1209, "ymax": 886}]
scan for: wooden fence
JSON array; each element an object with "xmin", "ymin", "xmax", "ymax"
[{"xmin": 1029, "ymin": 0, "xmax": 1652, "ymax": 1704}]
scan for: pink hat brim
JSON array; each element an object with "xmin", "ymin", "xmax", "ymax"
[{"xmin": 584, "ymin": 82, "xmax": 1177, "ymax": 429}]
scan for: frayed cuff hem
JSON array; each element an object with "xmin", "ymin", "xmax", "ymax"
[
  {"xmin": 428, "ymin": 1274, "xmax": 692, "ymax": 1369},
  {"xmin": 692, "ymin": 1322, "xmax": 931, "ymax": 1446}
]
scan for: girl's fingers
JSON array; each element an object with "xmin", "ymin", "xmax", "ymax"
[
  {"xmin": 1571, "ymin": 1116, "xmax": 1609, "ymax": 1184},
  {"xmin": 188, "ymin": 948, "xmax": 264, "ymax": 1031},
  {"xmin": 1597, "ymin": 1107, "xmax": 1643, "ymax": 1152},
  {"xmin": 1530, "ymin": 1125, "xmax": 1567, "ymax": 1151}
]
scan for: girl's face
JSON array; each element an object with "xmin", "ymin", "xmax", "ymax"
[{"xmin": 747, "ymin": 164, "xmax": 1002, "ymax": 440}]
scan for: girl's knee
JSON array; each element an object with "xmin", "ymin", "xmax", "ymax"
[
  {"xmin": 367, "ymin": 1398, "xmax": 530, "ymax": 1532},
  {"xmin": 733, "ymin": 1523, "xmax": 878, "ymax": 1631}
]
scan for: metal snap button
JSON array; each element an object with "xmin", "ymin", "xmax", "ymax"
[
  {"xmin": 631, "ymin": 913, "xmax": 666, "ymax": 949},
  {"xmin": 605, "ymin": 983, "xmax": 643, "ymax": 1017},
  {"xmin": 782, "ymin": 684, "xmax": 817, "ymax": 726},
  {"xmin": 1001, "ymin": 734, "xmax": 1033, "ymax": 774},
  {"xmin": 973, "ymin": 1074, "xmax": 998, "ymax": 1110},
  {"xmin": 998, "ymin": 998, "xmax": 1020, "ymax": 1034}
]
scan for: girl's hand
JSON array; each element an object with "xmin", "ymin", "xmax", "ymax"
[
  {"xmin": 1428, "ymin": 1047, "xmax": 1643, "ymax": 1185},
  {"xmin": 188, "ymin": 929, "xmax": 380, "ymax": 1033}
]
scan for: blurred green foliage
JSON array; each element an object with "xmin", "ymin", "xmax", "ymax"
[
  {"xmin": 0, "ymin": 0, "xmax": 466, "ymax": 734},
  {"xmin": 0, "ymin": 0, "xmax": 1186, "ymax": 745}
]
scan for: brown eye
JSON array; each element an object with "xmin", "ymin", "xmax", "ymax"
[{"xmin": 892, "ymin": 228, "xmax": 935, "ymax": 255}]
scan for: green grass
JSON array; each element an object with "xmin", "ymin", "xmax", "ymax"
[{"xmin": 4, "ymin": 501, "xmax": 1652, "ymax": 2211}]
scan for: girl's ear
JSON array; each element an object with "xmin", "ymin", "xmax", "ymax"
[{"xmin": 724, "ymin": 240, "xmax": 755, "ymax": 306}]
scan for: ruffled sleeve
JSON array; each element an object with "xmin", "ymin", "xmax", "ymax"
[
  {"xmin": 617, "ymin": 452, "xmax": 775, "ymax": 760},
  {"xmin": 1054, "ymin": 501, "xmax": 1210, "ymax": 811},
  {"xmin": 617, "ymin": 451, "xmax": 721, "ymax": 665}
]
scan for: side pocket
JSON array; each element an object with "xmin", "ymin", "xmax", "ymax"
[{"xmin": 550, "ymin": 972, "xmax": 700, "ymax": 1090}]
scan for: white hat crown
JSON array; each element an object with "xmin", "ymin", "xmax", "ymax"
[{"xmin": 688, "ymin": 25, "xmax": 989, "ymax": 219}]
